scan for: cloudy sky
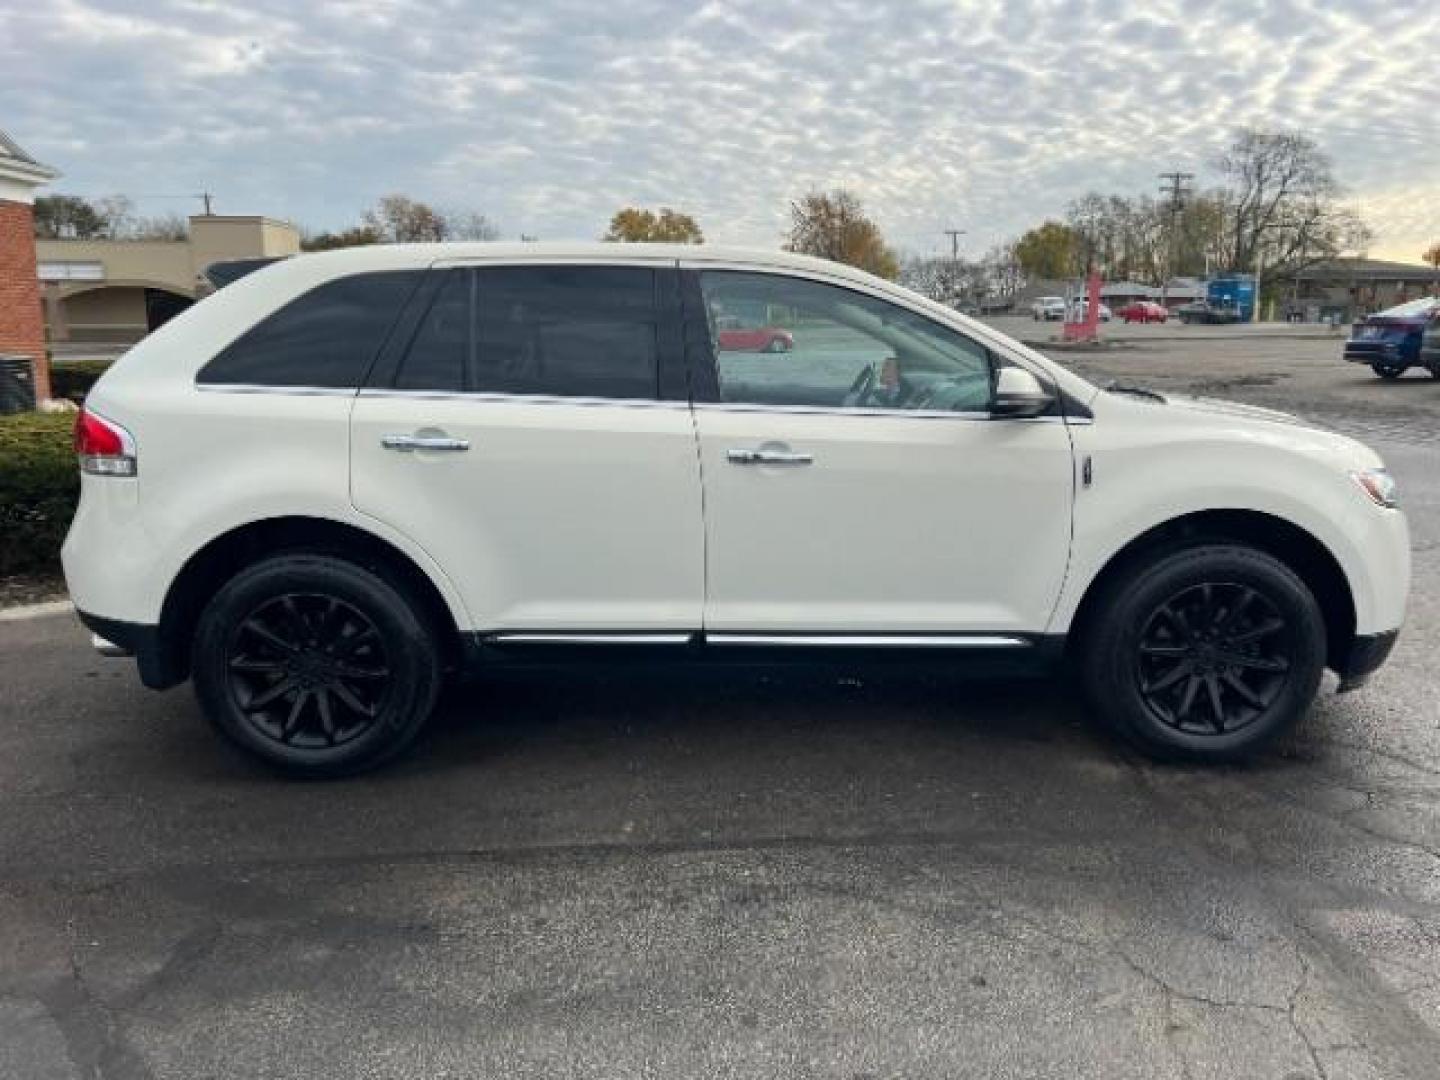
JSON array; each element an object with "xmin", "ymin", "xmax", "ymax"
[{"xmin": 2, "ymin": 0, "xmax": 1437, "ymax": 261}]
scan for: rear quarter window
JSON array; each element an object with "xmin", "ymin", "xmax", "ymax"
[{"xmin": 197, "ymin": 270, "xmax": 422, "ymax": 387}]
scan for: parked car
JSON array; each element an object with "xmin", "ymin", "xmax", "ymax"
[
  {"xmin": 1117, "ymin": 301, "xmax": 1168, "ymax": 324},
  {"xmin": 1344, "ymin": 296, "xmax": 1440, "ymax": 379},
  {"xmin": 1068, "ymin": 299, "xmax": 1113, "ymax": 322},
  {"xmin": 1031, "ymin": 296, "xmax": 1066, "ymax": 320},
  {"xmin": 63, "ymin": 243, "xmax": 1409, "ymax": 776},
  {"xmin": 1421, "ymin": 309, "xmax": 1440, "ymax": 378},
  {"xmin": 1175, "ymin": 299, "xmax": 1243, "ymax": 325},
  {"xmin": 715, "ymin": 315, "xmax": 793, "ymax": 353}
]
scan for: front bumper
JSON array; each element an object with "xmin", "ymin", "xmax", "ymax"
[
  {"xmin": 1335, "ymin": 628, "xmax": 1400, "ymax": 692},
  {"xmin": 1345, "ymin": 341, "xmax": 1412, "ymax": 365}
]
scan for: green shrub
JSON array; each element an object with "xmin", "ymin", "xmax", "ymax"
[
  {"xmin": 49, "ymin": 359, "xmax": 112, "ymax": 403},
  {"xmin": 0, "ymin": 412, "xmax": 78, "ymax": 575}
]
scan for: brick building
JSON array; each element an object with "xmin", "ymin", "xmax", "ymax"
[{"xmin": 0, "ymin": 129, "xmax": 59, "ymax": 401}]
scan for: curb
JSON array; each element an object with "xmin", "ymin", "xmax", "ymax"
[{"xmin": 0, "ymin": 599, "xmax": 75, "ymax": 622}]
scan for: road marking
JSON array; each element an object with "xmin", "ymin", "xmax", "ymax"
[{"xmin": 0, "ymin": 600, "xmax": 75, "ymax": 622}]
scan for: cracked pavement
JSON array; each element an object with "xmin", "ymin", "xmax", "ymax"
[{"xmin": 2, "ymin": 332, "xmax": 1438, "ymax": 1078}]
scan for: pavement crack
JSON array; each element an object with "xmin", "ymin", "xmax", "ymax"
[{"xmin": 1287, "ymin": 955, "xmax": 1329, "ymax": 1080}]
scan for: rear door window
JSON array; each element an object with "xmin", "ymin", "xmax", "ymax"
[
  {"xmin": 390, "ymin": 265, "xmax": 661, "ymax": 399},
  {"xmin": 198, "ymin": 270, "xmax": 421, "ymax": 387}
]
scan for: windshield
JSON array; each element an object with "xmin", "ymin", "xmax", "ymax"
[{"xmin": 1377, "ymin": 296, "xmax": 1440, "ymax": 318}]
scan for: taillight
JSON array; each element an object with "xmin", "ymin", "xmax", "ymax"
[{"xmin": 74, "ymin": 407, "xmax": 137, "ymax": 477}]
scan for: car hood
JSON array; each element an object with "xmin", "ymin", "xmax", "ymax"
[
  {"xmin": 1103, "ymin": 389, "xmax": 1381, "ymax": 469},
  {"xmin": 1159, "ymin": 393, "xmax": 1306, "ymax": 427}
]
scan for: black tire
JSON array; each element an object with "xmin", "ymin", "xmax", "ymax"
[
  {"xmin": 766, "ymin": 337, "xmax": 790, "ymax": 353},
  {"xmin": 1371, "ymin": 362, "xmax": 1406, "ymax": 380},
  {"xmin": 192, "ymin": 554, "xmax": 441, "ymax": 778},
  {"xmin": 1080, "ymin": 544, "xmax": 1326, "ymax": 762},
  {"xmin": 1424, "ymin": 361, "xmax": 1440, "ymax": 380}
]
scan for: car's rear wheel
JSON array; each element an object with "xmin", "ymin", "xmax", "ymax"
[
  {"xmin": 766, "ymin": 337, "xmax": 789, "ymax": 353},
  {"xmin": 1371, "ymin": 362, "xmax": 1406, "ymax": 379},
  {"xmin": 193, "ymin": 554, "xmax": 441, "ymax": 778},
  {"xmin": 1081, "ymin": 544, "xmax": 1326, "ymax": 762}
]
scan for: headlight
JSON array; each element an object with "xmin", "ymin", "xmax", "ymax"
[{"xmin": 1352, "ymin": 467, "xmax": 1399, "ymax": 509}]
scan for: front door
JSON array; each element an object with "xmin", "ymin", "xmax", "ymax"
[
  {"xmin": 351, "ymin": 263, "xmax": 703, "ymax": 633},
  {"xmin": 687, "ymin": 268, "xmax": 1075, "ymax": 637}
]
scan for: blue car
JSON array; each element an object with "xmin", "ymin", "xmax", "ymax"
[{"xmin": 1345, "ymin": 296, "xmax": 1440, "ymax": 379}]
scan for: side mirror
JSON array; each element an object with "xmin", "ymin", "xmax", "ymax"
[{"xmin": 990, "ymin": 366, "xmax": 1055, "ymax": 419}]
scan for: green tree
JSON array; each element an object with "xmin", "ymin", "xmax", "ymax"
[
  {"xmin": 784, "ymin": 189, "xmax": 897, "ymax": 279},
  {"xmin": 301, "ymin": 225, "xmax": 385, "ymax": 251},
  {"xmin": 603, "ymin": 207, "xmax": 704, "ymax": 243},
  {"xmin": 1013, "ymin": 220, "xmax": 1081, "ymax": 280},
  {"xmin": 32, "ymin": 195, "xmax": 107, "ymax": 239}
]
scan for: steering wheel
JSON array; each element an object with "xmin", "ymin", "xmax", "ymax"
[{"xmin": 843, "ymin": 363, "xmax": 877, "ymax": 407}]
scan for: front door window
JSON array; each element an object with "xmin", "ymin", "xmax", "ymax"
[{"xmin": 697, "ymin": 271, "xmax": 994, "ymax": 413}]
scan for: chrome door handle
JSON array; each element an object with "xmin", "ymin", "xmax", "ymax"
[
  {"xmin": 381, "ymin": 434, "xmax": 470, "ymax": 452},
  {"xmin": 727, "ymin": 448, "xmax": 813, "ymax": 466}
]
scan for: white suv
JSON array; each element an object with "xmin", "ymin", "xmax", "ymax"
[
  {"xmin": 63, "ymin": 244, "xmax": 1409, "ymax": 776},
  {"xmin": 1031, "ymin": 296, "xmax": 1066, "ymax": 320}
]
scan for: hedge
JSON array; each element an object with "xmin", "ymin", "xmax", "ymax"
[
  {"xmin": 49, "ymin": 359, "xmax": 112, "ymax": 404},
  {"xmin": 0, "ymin": 412, "xmax": 78, "ymax": 575}
]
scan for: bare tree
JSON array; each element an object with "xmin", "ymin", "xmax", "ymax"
[
  {"xmin": 1216, "ymin": 126, "xmax": 1370, "ymax": 278},
  {"xmin": 440, "ymin": 209, "xmax": 501, "ymax": 241}
]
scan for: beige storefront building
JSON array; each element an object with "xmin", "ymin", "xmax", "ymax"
[{"xmin": 37, "ymin": 215, "xmax": 300, "ymax": 342}]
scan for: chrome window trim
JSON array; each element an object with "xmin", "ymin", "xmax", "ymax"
[
  {"xmin": 358, "ymin": 388, "xmax": 688, "ymax": 409},
  {"xmin": 197, "ymin": 384, "xmax": 1088, "ymax": 422},
  {"xmin": 704, "ymin": 634, "xmax": 1030, "ymax": 648},
  {"xmin": 195, "ymin": 383, "xmax": 359, "ymax": 397},
  {"xmin": 695, "ymin": 401, "xmax": 990, "ymax": 421},
  {"xmin": 695, "ymin": 401, "xmax": 1076, "ymax": 423}
]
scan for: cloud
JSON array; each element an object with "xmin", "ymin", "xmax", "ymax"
[{"xmin": 2, "ymin": 0, "xmax": 1436, "ymax": 260}]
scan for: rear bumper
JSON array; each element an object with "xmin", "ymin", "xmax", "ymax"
[
  {"xmin": 76, "ymin": 610, "xmax": 185, "ymax": 690},
  {"xmin": 1335, "ymin": 628, "xmax": 1400, "ymax": 692}
]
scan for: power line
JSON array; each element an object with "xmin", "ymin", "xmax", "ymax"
[{"xmin": 1158, "ymin": 171, "xmax": 1194, "ymax": 305}]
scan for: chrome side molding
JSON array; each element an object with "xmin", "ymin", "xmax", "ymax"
[
  {"xmin": 485, "ymin": 631, "xmax": 1030, "ymax": 649},
  {"xmin": 704, "ymin": 634, "xmax": 1030, "ymax": 648}
]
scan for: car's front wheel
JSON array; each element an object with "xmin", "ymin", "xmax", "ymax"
[
  {"xmin": 1371, "ymin": 362, "xmax": 1406, "ymax": 379},
  {"xmin": 192, "ymin": 554, "xmax": 442, "ymax": 777},
  {"xmin": 1081, "ymin": 544, "xmax": 1326, "ymax": 762}
]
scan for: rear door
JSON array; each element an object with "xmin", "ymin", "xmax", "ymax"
[{"xmin": 350, "ymin": 261, "xmax": 704, "ymax": 634}]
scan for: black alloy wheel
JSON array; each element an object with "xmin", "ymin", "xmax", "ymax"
[
  {"xmin": 226, "ymin": 593, "xmax": 392, "ymax": 750},
  {"xmin": 1371, "ymin": 362, "xmax": 1405, "ymax": 379},
  {"xmin": 193, "ymin": 554, "xmax": 441, "ymax": 777},
  {"xmin": 1135, "ymin": 582, "xmax": 1291, "ymax": 736},
  {"xmin": 1080, "ymin": 543, "xmax": 1326, "ymax": 762}
]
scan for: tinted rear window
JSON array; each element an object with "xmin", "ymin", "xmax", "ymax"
[
  {"xmin": 198, "ymin": 270, "xmax": 421, "ymax": 387},
  {"xmin": 393, "ymin": 265, "xmax": 659, "ymax": 399}
]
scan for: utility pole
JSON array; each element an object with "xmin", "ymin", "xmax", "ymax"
[
  {"xmin": 1158, "ymin": 171, "xmax": 1193, "ymax": 311},
  {"xmin": 943, "ymin": 229, "xmax": 965, "ymax": 304},
  {"xmin": 198, "ymin": 191, "xmax": 214, "ymax": 215}
]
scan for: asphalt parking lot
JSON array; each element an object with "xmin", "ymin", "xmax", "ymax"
[{"xmin": 3, "ymin": 328, "xmax": 1438, "ymax": 1078}]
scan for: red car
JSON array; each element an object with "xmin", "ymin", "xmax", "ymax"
[
  {"xmin": 1118, "ymin": 301, "xmax": 1168, "ymax": 324},
  {"xmin": 715, "ymin": 316, "xmax": 794, "ymax": 352}
]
